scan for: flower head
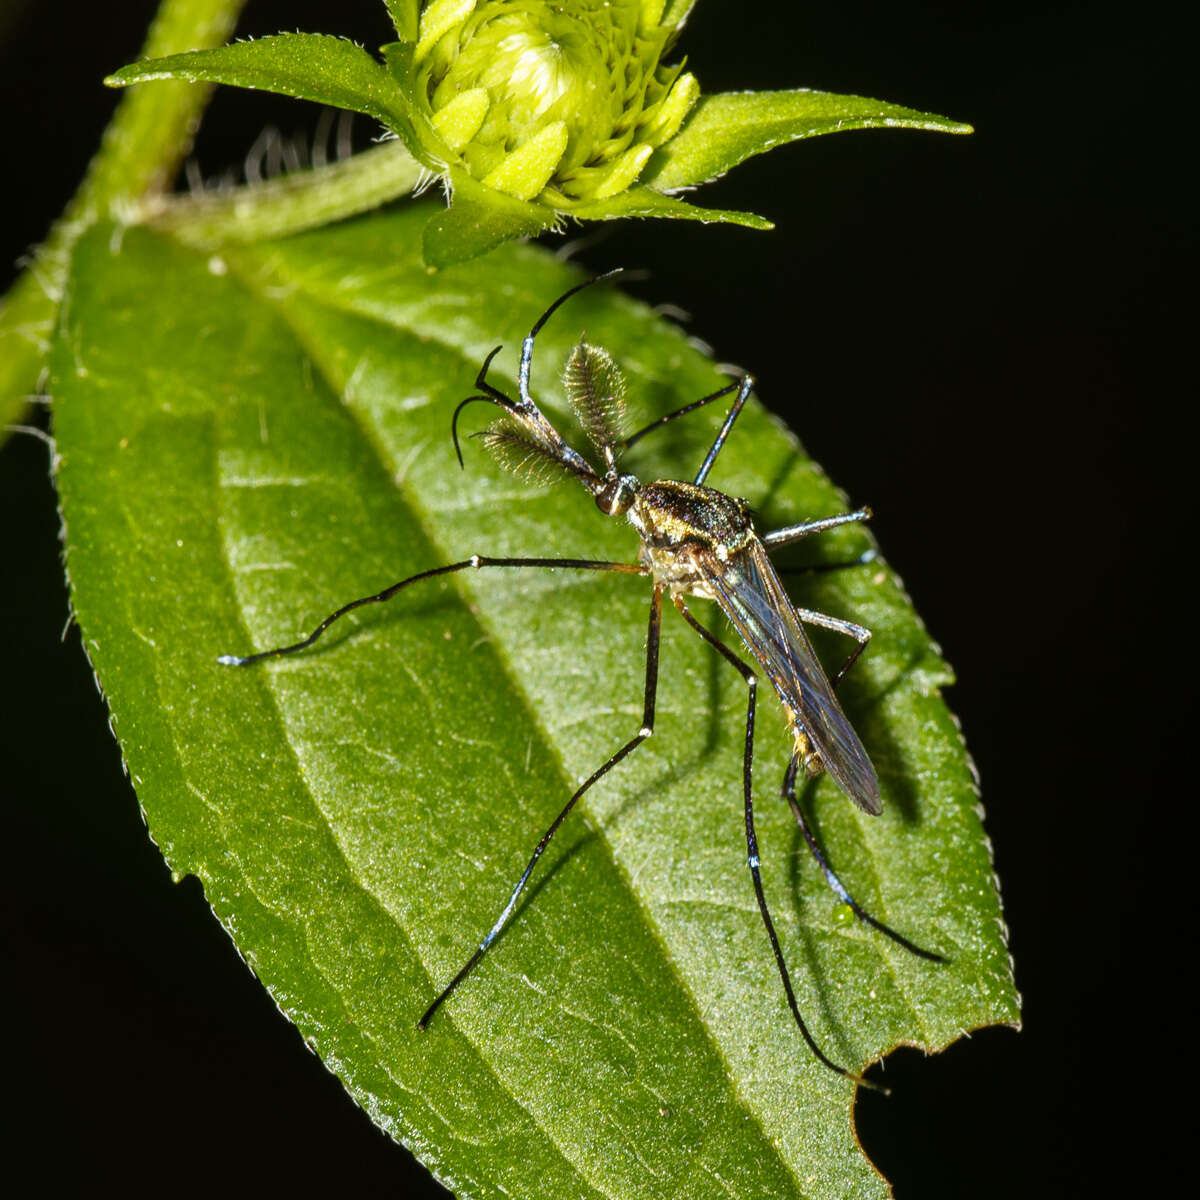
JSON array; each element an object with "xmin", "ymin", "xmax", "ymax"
[
  {"xmin": 106, "ymin": 0, "xmax": 972, "ymax": 266},
  {"xmin": 415, "ymin": 0, "xmax": 697, "ymax": 206}
]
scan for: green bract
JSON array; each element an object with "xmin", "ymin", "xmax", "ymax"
[{"xmin": 104, "ymin": 0, "xmax": 973, "ymax": 266}]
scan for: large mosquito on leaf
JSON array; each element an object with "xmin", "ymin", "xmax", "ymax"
[{"xmin": 220, "ymin": 271, "xmax": 943, "ymax": 1088}]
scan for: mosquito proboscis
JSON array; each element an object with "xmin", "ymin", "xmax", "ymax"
[{"xmin": 219, "ymin": 271, "xmax": 944, "ymax": 1090}]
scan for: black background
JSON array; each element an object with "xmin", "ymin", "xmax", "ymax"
[{"xmin": 1, "ymin": 1, "xmax": 1182, "ymax": 1195}]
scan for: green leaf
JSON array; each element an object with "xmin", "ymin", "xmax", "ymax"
[
  {"xmin": 105, "ymin": 34, "xmax": 426, "ymax": 160},
  {"xmin": 646, "ymin": 90, "xmax": 974, "ymax": 191},
  {"xmin": 662, "ymin": 0, "xmax": 701, "ymax": 36},
  {"xmin": 569, "ymin": 185, "xmax": 773, "ymax": 230},
  {"xmin": 384, "ymin": 0, "xmax": 420, "ymax": 42},
  {"xmin": 51, "ymin": 204, "xmax": 1016, "ymax": 1198},
  {"xmin": 423, "ymin": 168, "xmax": 557, "ymax": 269}
]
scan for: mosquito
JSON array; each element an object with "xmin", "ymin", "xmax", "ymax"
[{"xmin": 219, "ymin": 271, "xmax": 943, "ymax": 1088}]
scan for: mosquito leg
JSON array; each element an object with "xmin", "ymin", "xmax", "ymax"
[
  {"xmin": 451, "ymin": 344, "xmax": 531, "ymax": 467},
  {"xmin": 473, "ymin": 345, "xmax": 514, "ymax": 406},
  {"xmin": 782, "ymin": 755, "xmax": 945, "ymax": 963},
  {"xmin": 518, "ymin": 269, "xmax": 623, "ymax": 404},
  {"xmin": 674, "ymin": 596, "xmax": 882, "ymax": 1090},
  {"xmin": 419, "ymin": 584, "xmax": 663, "ymax": 1028},
  {"xmin": 621, "ymin": 379, "xmax": 741, "ymax": 453},
  {"xmin": 693, "ymin": 374, "xmax": 755, "ymax": 487},
  {"xmin": 761, "ymin": 508, "xmax": 872, "ymax": 550},
  {"xmin": 793, "ymin": 607, "xmax": 872, "ymax": 688},
  {"xmin": 218, "ymin": 556, "xmax": 647, "ymax": 666},
  {"xmin": 451, "ymin": 393, "xmax": 499, "ymax": 467}
]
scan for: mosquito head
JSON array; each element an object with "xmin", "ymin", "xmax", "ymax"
[{"xmin": 594, "ymin": 473, "xmax": 639, "ymax": 517}]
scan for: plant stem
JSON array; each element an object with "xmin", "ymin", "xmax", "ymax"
[
  {"xmin": 147, "ymin": 140, "xmax": 428, "ymax": 249},
  {"xmin": 0, "ymin": 0, "xmax": 248, "ymax": 430}
]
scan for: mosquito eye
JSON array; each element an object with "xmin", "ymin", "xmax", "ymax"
[
  {"xmin": 596, "ymin": 478, "xmax": 635, "ymax": 515},
  {"xmin": 595, "ymin": 486, "xmax": 622, "ymax": 515}
]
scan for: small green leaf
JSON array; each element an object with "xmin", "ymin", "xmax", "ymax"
[
  {"xmin": 380, "ymin": 39, "xmax": 454, "ymax": 163},
  {"xmin": 570, "ymin": 185, "xmax": 773, "ymax": 230},
  {"xmin": 423, "ymin": 168, "xmax": 557, "ymax": 268},
  {"xmin": 646, "ymin": 89, "xmax": 974, "ymax": 191},
  {"xmin": 639, "ymin": 70, "xmax": 700, "ymax": 148},
  {"xmin": 430, "ymin": 87, "xmax": 491, "ymax": 153},
  {"xmin": 590, "ymin": 144, "xmax": 655, "ymax": 201},
  {"xmin": 384, "ymin": 0, "xmax": 421, "ymax": 42},
  {"xmin": 51, "ymin": 203, "xmax": 1016, "ymax": 1198},
  {"xmin": 106, "ymin": 34, "xmax": 425, "ymax": 161},
  {"xmin": 662, "ymin": 0, "xmax": 700, "ymax": 35},
  {"xmin": 417, "ymin": 0, "xmax": 480, "ymax": 60},
  {"xmin": 481, "ymin": 121, "xmax": 569, "ymax": 202}
]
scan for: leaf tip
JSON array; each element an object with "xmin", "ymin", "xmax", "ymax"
[{"xmin": 720, "ymin": 209, "xmax": 774, "ymax": 231}]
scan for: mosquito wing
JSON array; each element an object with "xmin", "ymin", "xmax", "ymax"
[{"xmin": 703, "ymin": 537, "xmax": 882, "ymax": 815}]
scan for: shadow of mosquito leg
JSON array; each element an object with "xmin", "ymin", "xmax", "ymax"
[
  {"xmin": 793, "ymin": 607, "xmax": 872, "ymax": 688},
  {"xmin": 518, "ymin": 269, "xmax": 623, "ymax": 403},
  {"xmin": 782, "ymin": 755, "xmax": 945, "ymax": 963},
  {"xmin": 673, "ymin": 596, "xmax": 881, "ymax": 1091},
  {"xmin": 774, "ymin": 548, "xmax": 878, "ymax": 579},
  {"xmin": 418, "ymin": 585, "xmax": 663, "ymax": 1030}
]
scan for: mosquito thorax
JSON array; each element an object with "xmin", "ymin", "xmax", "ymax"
[
  {"xmin": 631, "ymin": 480, "xmax": 754, "ymax": 555},
  {"xmin": 594, "ymin": 474, "xmax": 639, "ymax": 516}
]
